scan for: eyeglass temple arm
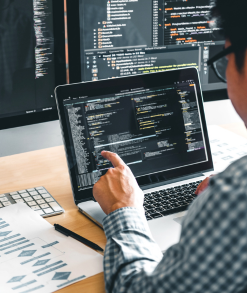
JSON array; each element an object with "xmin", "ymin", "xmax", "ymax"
[{"xmin": 207, "ymin": 46, "xmax": 234, "ymax": 66}]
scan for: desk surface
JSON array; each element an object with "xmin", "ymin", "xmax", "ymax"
[{"xmin": 0, "ymin": 122, "xmax": 246, "ymax": 293}]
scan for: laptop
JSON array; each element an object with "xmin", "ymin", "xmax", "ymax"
[{"xmin": 55, "ymin": 67, "xmax": 213, "ymax": 252}]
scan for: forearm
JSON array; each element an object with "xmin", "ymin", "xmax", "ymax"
[{"xmin": 103, "ymin": 208, "xmax": 163, "ymax": 293}]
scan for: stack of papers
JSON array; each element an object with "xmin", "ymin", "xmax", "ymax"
[{"xmin": 0, "ymin": 204, "xmax": 103, "ymax": 293}]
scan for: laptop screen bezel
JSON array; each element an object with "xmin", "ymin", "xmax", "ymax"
[{"xmin": 55, "ymin": 67, "xmax": 213, "ymax": 204}]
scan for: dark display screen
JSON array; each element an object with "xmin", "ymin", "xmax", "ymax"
[
  {"xmin": 63, "ymin": 78, "xmax": 207, "ymax": 191},
  {"xmin": 0, "ymin": 0, "xmax": 62, "ymax": 125},
  {"xmin": 67, "ymin": 0, "xmax": 227, "ymax": 93}
]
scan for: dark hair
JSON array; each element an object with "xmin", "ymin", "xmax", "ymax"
[{"xmin": 212, "ymin": 0, "xmax": 247, "ymax": 71}]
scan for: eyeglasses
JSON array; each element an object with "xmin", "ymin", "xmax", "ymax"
[
  {"xmin": 207, "ymin": 43, "xmax": 247, "ymax": 83},
  {"xmin": 207, "ymin": 45, "xmax": 236, "ymax": 83}
]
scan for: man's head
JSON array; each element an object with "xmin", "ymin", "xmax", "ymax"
[
  {"xmin": 213, "ymin": 0, "xmax": 247, "ymax": 71},
  {"xmin": 212, "ymin": 0, "xmax": 247, "ymax": 126}
]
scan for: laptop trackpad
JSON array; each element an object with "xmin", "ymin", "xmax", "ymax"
[
  {"xmin": 78, "ymin": 200, "xmax": 106, "ymax": 227},
  {"xmin": 173, "ymin": 216, "xmax": 186, "ymax": 225}
]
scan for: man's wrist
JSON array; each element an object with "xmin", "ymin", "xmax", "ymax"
[{"xmin": 108, "ymin": 203, "xmax": 126, "ymax": 215}]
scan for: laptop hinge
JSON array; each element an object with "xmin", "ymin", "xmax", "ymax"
[
  {"xmin": 76, "ymin": 197, "xmax": 96, "ymax": 206},
  {"xmin": 141, "ymin": 171, "xmax": 208, "ymax": 191}
]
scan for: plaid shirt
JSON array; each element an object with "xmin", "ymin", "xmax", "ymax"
[{"xmin": 103, "ymin": 156, "xmax": 247, "ymax": 293}]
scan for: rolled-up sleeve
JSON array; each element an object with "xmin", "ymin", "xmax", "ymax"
[{"xmin": 103, "ymin": 207, "xmax": 163, "ymax": 293}]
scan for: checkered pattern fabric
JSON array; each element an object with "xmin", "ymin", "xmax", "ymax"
[{"xmin": 103, "ymin": 156, "xmax": 247, "ymax": 293}]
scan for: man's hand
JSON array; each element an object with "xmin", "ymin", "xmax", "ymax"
[
  {"xmin": 195, "ymin": 175, "xmax": 214, "ymax": 195},
  {"xmin": 93, "ymin": 151, "xmax": 144, "ymax": 215}
]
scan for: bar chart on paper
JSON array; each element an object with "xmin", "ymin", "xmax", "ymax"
[{"xmin": 0, "ymin": 204, "xmax": 103, "ymax": 293}]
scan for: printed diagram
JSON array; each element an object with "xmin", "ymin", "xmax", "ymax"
[
  {"xmin": 0, "ymin": 218, "xmax": 87, "ymax": 293},
  {"xmin": 208, "ymin": 125, "xmax": 247, "ymax": 173}
]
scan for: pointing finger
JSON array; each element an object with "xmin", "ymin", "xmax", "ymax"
[{"xmin": 101, "ymin": 151, "xmax": 125, "ymax": 168}]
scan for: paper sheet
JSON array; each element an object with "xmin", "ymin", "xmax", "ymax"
[
  {"xmin": 0, "ymin": 204, "xmax": 103, "ymax": 293},
  {"xmin": 208, "ymin": 125, "xmax": 247, "ymax": 173}
]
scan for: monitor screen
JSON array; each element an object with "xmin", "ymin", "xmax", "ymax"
[
  {"xmin": 67, "ymin": 0, "xmax": 227, "ymax": 95},
  {"xmin": 0, "ymin": 0, "xmax": 66, "ymax": 129}
]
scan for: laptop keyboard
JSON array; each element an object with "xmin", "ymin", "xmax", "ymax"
[
  {"xmin": 144, "ymin": 180, "xmax": 202, "ymax": 221},
  {"xmin": 0, "ymin": 187, "xmax": 64, "ymax": 218}
]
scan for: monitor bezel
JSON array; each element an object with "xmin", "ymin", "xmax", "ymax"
[
  {"xmin": 0, "ymin": 0, "xmax": 66, "ymax": 131},
  {"xmin": 55, "ymin": 68, "xmax": 214, "ymax": 205}
]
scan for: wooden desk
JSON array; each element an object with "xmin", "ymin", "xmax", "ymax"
[
  {"xmin": 0, "ymin": 146, "xmax": 106, "ymax": 293},
  {"xmin": 0, "ymin": 122, "xmax": 246, "ymax": 292}
]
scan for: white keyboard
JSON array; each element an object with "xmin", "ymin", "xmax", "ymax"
[{"xmin": 0, "ymin": 187, "xmax": 64, "ymax": 218}]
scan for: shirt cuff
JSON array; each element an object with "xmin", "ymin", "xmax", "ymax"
[{"xmin": 103, "ymin": 207, "xmax": 152, "ymax": 239}]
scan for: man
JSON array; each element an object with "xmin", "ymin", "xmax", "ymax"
[{"xmin": 93, "ymin": 0, "xmax": 247, "ymax": 292}]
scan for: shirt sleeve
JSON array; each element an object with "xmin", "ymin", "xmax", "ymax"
[{"xmin": 103, "ymin": 157, "xmax": 247, "ymax": 293}]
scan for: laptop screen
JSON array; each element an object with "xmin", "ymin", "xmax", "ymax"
[{"xmin": 56, "ymin": 68, "xmax": 213, "ymax": 203}]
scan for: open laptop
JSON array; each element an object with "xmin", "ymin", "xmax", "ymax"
[{"xmin": 55, "ymin": 68, "xmax": 213, "ymax": 252}]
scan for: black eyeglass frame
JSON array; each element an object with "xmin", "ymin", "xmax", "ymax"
[{"xmin": 207, "ymin": 42, "xmax": 247, "ymax": 83}]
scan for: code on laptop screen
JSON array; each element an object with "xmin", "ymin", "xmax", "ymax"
[{"xmin": 63, "ymin": 80, "xmax": 207, "ymax": 191}]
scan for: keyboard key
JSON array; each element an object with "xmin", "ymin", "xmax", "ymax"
[
  {"xmin": 40, "ymin": 204, "xmax": 49, "ymax": 209},
  {"xmin": 0, "ymin": 197, "xmax": 8, "ymax": 202},
  {"xmin": 146, "ymin": 215, "xmax": 152, "ymax": 220},
  {"xmin": 148, "ymin": 209, "xmax": 157, "ymax": 214},
  {"xmin": 36, "ymin": 187, "xmax": 44, "ymax": 190},
  {"xmin": 38, "ymin": 190, "xmax": 47, "ymax": 194},
  {"xmin": 151, "ymin": 213, "xmax": 162, "ymax": 219},
  {"xmin": 168, "ymin": 190, "xmax": 175, "ymax": 194},
  {"xmin": 41, "ymin": 194, "xmax": 51, "ymax": 199},
  {"xmin": 29, "ymin": 191, "xmax": 38, "ymax": 196},
  {"xmin": 20, "ymin": 193, "xmax": 29, "ymax": 198},
  {"xmin": 35, "ymin": 209, "xmax": 45, "ymax": 216},
  {"xmin": 28, "ymin": 201, "xmax": 36, "ymax": 206},
  {"xmin": 43, "ymin": 208, "xmax": 53, "ymax": 214},
  {"xmin": 27, "ymin": 188, "xmax": 35, "ymax": 192},
  {"xmin": 24, "ymin": 197, "xmax": 33, "ymax": 202},
  {"xmin": 18, "ymin": 190, "xmax": 27, "ymax": 193},
  {"xmin": 144, "ymin": 205, "xmax": 154, "ymax": 210},
  {"xmin": 0, "ymin": 194, "xmax": 6, "ymax": 198},
  {"xmin": 186, "ymin": 196, "xmax": 194, "ymax": 201},
  {"xmin": 152, "ymin": 203, "xmax": 161, "ymax": 208},
  {"xmin": 169, "ymin": 199, "xmax": 176, "ymax": 204},
  {"xmin": 12, "ymin": 195, "xmax": 21, "ymax": 200},
  {"xmin": 3, "ymin": 202, "xmax": 12, "ymax": 207},
  {"xmin": 31, "ymin": 205, "xmax": 40, "ymax": 211},
  {"xmin": 33, "ymin": 195, "xmax": 42, "ymax": 200},
  {"xmin": 155, "ymin": 207, "xmax": 164, "ymax": 213},
  {"xmin": 45, "ymin": 198, "xmax": 54, "ymax": 203},
  {"xmin": 180, "ymin": 202, "xmax": 188, "ymax": 207},
  {"xmin": 0, "ymin": 203, "xmax": 3, "ymax": 208},
  {"xmin": 49, "ymin": 202, "xmax": 63, "ymax": 212},
  {"xmin": 15, "ymin": 199, "xmax": 25, "ymax": 203},
  {"xmin": 10, "ymin": 192, "xmax": 18, "ymax": 195},
  {"xmin": 36, "ymin": 199, "xmax": 45, "ymax": 204}
]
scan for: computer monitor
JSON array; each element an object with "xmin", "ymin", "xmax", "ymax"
[
  {"xmin": 0, "ymin": 0, "xmax": 66, "ymax": 130},
  {"xmin": 66, "ymin": 0, "xmax": 228, "ymax": 101}
]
